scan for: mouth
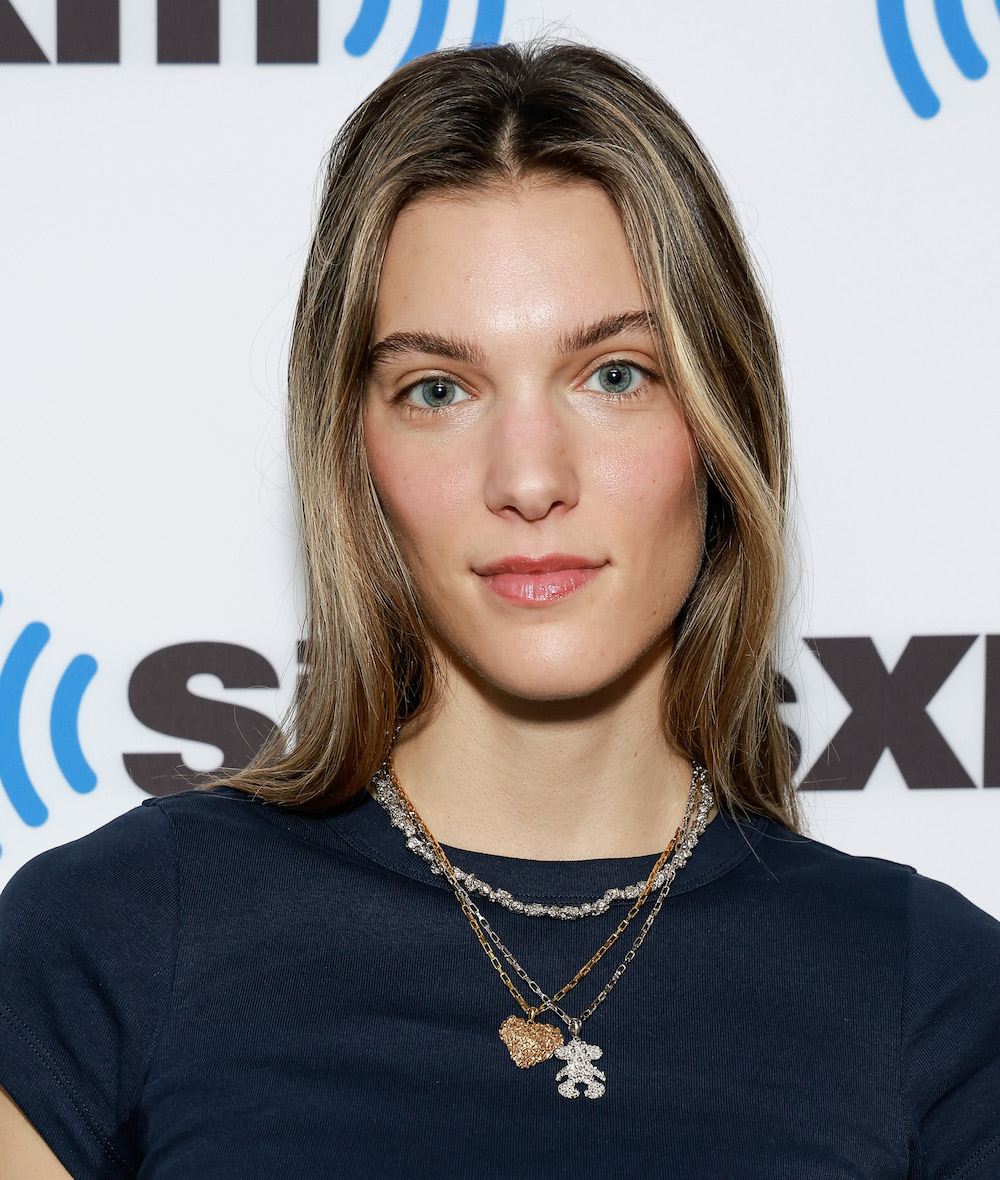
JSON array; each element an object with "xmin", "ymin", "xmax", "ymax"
[{"xmin": 474, "ymin": 554, "xmax": 606, "ymax": 606}]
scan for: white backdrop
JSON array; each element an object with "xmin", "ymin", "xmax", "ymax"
[{"xmin": 2, "ymin": 0, "xmax": 998, "ymax": 913}]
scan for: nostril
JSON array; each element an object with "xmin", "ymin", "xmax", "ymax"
[{"xmin": 483, "ymin": 440, "xmax": 580, "ymax": 522}]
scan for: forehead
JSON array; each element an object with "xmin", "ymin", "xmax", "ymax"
[{"xmin": 373, "ymin": 181, "xmax": 648, "ymax": 344}]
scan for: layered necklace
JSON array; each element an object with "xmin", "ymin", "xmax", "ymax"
[{"xmin": 374, "ymin": 760, "xmax": 715, "ymax": 1099}]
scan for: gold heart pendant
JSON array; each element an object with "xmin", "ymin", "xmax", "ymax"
[{"xmin": 499, "ymin": 1015, "xmax": 565, "ymax": 1068}]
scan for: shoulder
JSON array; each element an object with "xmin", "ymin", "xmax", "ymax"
[
  {"xmin": 732, "ymin": 815, "xmax": 1000, "ymax": 952},
  {"xmin": 0, "ymin": 798, "xmax": 187, "ymax": 1022},
  {"xmin": 732, "ymin": 814, "xmax": 919, "ymax": 908},
  {"xmin": 727, "ymin": 815, "xmax": 1000, "ymax": 1171},
  {"xmin": 5, "ymin": 785, "xmax": 303, "ymax": 878},
  {"xmin": 0, "ymin": 800, "xmax": 192, "ymax": 1174},
  {"xmin": 749, "ymin": 815, "xmax": 919, "ymax": 884},
  {"xmin": 0, "ymin": 786, "xmax": 304, "ymax": 937},
  {"xmin": 1, "ymin": 794, "xmax": 178, "ymax": 926},
  {"xmin": 2, "ymin": 786, "xmax": 388, "ymax": 965}
]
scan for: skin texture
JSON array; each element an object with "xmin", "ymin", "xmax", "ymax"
[
  {"xmin": 365, "ymin": 180, "xmax": 711, "ymax": 858},
  {"xmin": 0, "ymin": 1086, "xmax": 71, "ymax": 1179}
]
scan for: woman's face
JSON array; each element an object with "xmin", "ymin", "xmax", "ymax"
[{"xmin": 364, "ymin": 180, "xmax": 705, "ymax": 703}]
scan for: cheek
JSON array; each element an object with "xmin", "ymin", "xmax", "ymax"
[
  {"xmin": 364, "ymin": 424, "xmax": 476, "ymax": 571},
  {"xmin": 594, "ymin": 417, "xmax": 704, "ymax": 543}
]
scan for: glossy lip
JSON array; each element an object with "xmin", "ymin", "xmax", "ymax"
[
  {"xmin": 475, "ymin": 554, "xmax": 603, "ymax": 576},
  {"xmin": 474, "ymin": 554, "xmax": 606, "ymax": 606}
]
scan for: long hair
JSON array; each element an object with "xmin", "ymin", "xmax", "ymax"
[{"xmin": 214, "ymin": 41, "xmax": 800, "ymax": 831}]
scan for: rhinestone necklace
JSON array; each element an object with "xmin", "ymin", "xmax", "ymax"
[
  {"xmin": 384, "ymin": 760, "xmax": 715, "ymax": 1099},
  {"xmin": 373, "ymin": 762, "xmax": 708, "ymax": 919}
]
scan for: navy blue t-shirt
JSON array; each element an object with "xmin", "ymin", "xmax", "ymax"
[{"xmin": 1, "ymin": 784, "xmax": 999, "ymax": 1178}]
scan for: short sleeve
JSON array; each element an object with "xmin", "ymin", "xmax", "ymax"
[
  {"xmin": 0, "ymin": 801, "xmax": 179, "ymax": 1179},
  {"xmin": 903, "ymin": 871, "xmax": 1000, "ymax": 1179}
]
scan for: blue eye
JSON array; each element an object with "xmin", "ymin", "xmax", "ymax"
[
  {"xmin": 406, "ymin": 378, "xmax": 470, "ymax": 409},
  {"xmin": 584, "ymin": 362, "xmax": 645, "ymax": 395}
]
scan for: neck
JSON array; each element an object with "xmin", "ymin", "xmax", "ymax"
[{"xmin": 390, "ymin": 645, "xmax": 705, "ymax": 860}]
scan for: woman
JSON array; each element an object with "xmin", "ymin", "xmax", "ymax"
[{"xmin": 1, "ymin": 41, "xmax": 998, "ymax": 1178}]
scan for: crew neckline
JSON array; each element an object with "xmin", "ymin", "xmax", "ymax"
[{"xmin": 325, "ymin": 787, "xmax": 771, "ymax": 903}]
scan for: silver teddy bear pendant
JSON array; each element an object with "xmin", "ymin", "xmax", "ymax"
[{"xmin": 553, "ymin": 1035, "xmax": 606, "ymax": 1099}]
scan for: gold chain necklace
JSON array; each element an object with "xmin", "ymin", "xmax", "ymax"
[{"xmin": 386, "ymin": 760, "xmax": 714, "ymax": 1099}]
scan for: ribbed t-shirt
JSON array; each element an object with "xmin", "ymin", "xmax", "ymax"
[{"xmin": 1, "ymin": 784, "xmax": 999, "ymax": 1178}]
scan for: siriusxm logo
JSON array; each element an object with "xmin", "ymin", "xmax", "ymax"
[
  {"xmin": 0, "ymin": 0, "xmax": 504, "ymax": 65},
  {"xmin": 878, "ymin": 0, "xmax": 996, "ymax": 117},
  {"xmin": 3, "ymin": 579, "xmax": 1000, "ymax": 857},
  {"xmin": 0, "ymin": 585, "xmax": 288, "ymax": 857},
  {"xmin": 0, "ymin": 590, "xmax": 97, "ymax": 852}
]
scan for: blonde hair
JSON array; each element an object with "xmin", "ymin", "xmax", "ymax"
[{"xmin": 216, "ymin": 41, "xmax": 800, "ymax": 831}]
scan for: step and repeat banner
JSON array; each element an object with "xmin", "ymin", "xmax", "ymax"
[{"xmin": 1, "ymin": 1, "xmax": 998, "ymax": 911}]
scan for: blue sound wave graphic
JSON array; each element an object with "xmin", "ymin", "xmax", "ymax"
[
  {"xmin": 0, "ymin": 590, "xmax": 98, "ymax": 854},
  {"xmin": 51, "ymin": 654, "xmax": 98, "ymax": 794},
  {"xmin": 345, "ymin": 0, "xmax": 504, "ymax": 67},
  {"xmin": 878, "ymin": 0, "xmax": 994, "ymax": 118},
  {"xmin": 936, "ymin": 0, "xmax": 989, "ymax": 78},
  {"xmin": 0, "ymin": 622, "xmax": 51, "ymax": 831}
]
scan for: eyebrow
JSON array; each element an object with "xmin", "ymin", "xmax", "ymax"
[
  {"xmin": 557, "ymin": 310, "xmax": 656, "ymax": 355},
  {"xmin": 366, "ymin": 310, "xmax": 656, "ymax": 375},
  {"xmin": 367, "ymin": 331, "xmax": 486, "ymax": 375}
]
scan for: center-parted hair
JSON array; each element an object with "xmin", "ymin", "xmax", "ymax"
[{"xmin": 217, "ymin": 41, "xmax": 800, "ymax": 831}]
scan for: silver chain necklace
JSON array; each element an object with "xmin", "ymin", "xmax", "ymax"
[
  {"xmin": 379, "ymin": 760, "xmax": 715, "ymax": 1099},
  {"xmin": 447, "ymin": 782, "xmax": 714, "ymax": 1097},
  {"xmin": 373, "ymin": 762, "xmax": 708, "ymax": 919},
  {"xmin": 461, "ymin": 781, "xmax": 713, "ymax": 1026}
]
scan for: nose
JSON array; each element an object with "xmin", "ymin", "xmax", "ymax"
[{"xmin": 482, "ymin": 391, "xmax": 580, "ymax": 522}]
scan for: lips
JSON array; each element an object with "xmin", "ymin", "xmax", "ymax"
[{"xmin": 475, "ymin": 554, "xmax": 605, "ymax": 605}]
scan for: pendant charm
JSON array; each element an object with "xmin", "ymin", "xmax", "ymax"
[
  {"xmin": 499, "ymin": 1015, "xmax": 564, "ymax": 1067},
  {"xmin": 553, "ymin": 1035, "xmax": 606, "ymax": 1099}
]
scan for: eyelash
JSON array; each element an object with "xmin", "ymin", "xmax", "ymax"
[{"xmin": 394, "ymin": 358, "xmax": 659, "ymax": 416}]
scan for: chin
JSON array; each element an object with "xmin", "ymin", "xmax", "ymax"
[
  {"xmin": 446, "ymin": 633, "xmax": 664, "ymax": 707},
  {"xmin": 487, "ymin": 668, "xmax": 616, "ymax": 705}
]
